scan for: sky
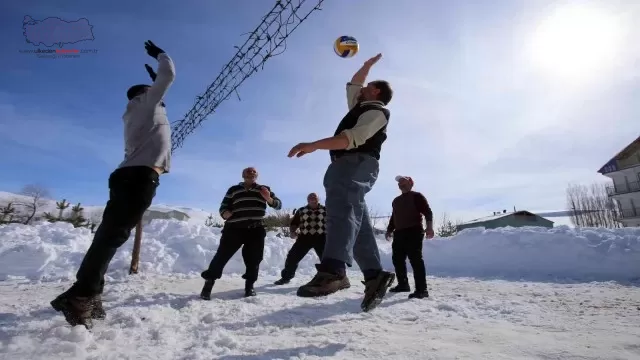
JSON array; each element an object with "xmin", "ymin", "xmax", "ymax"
[{"xmin": 1, "ymin": 0, "xmax": 639, "ymax": 225}]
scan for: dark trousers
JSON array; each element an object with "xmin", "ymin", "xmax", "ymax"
[
  {"xmin": 281, "ymin": 234, "xmax": 326, "ymax": 280},
  {"xmin": 202, "ymin": 224, "xmax": 266, "ymax": 283},
  {"xmin": 71, "ymin": 166, "xmax": 159, "ymax": 297},
  {"xmin": 392, "ymin": 226, "xmax": 427, "ymax": 291}
]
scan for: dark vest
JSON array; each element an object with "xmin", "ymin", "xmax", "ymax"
[{"xmin": 329, "ymin": 102, "xmax": 391, "ymax": 161}]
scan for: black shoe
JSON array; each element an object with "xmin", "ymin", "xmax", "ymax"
[
  {"xmin": 200, "ymin": 280, "xmax": 215, "ymax": 300},
  {"xmin": 389, "ymin": 284, "xmax": 411, "ymax": 293},
  {"xmin": 409, "ymin": 289, "xmax": 429, "ymax": 299},
  {"xmin": 361, "ymin": 271, "xmax": 395, "ymax": 312},
  {"xmin": 274, "ymin": 278, "xmax": 291, "ymax": 285},
  {"xmin": 51, "ymin": 292, "xmax": 95, "ymax": 329},
  {"xmin": 244, "ymin": 282, "xmax": 256, "ymax": 297}
]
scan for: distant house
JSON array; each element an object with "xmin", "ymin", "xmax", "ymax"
[
  {"xmin": 142, "ymin": 208, "xmax": 190, "ymax": 225},
  {"xmin": 456, "ymin": 210, "xmax": 554, "ymax": 231},
  {"xmin": 597, "ymin": 135, "xmax": 640, "ymax": 227}
]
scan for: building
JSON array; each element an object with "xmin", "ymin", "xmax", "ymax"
[
  {"xmin": 141, "ymin": 208, "xmax": 190, "ymax": 225},
  {"xmin": 456, "ymin": 210, "xmax": 554, "ymax": 231},
  {"xmin": 597, "ymin": 135, "xmax": 640, "ymax": 227}
]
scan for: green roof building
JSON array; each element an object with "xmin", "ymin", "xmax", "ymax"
[{"xmin": 456, "ymin": 210, "xmax": 554, "ymax": 231}]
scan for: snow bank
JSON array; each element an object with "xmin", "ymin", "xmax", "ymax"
[
  {"xmin": 1, "ymin": 221, "xmax": 639, "ymax": 283},
  {"xmin": 423, "ymin": 226, "xmax": 640, "ymax": 282}
]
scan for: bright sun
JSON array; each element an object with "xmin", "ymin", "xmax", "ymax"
[{"xmin": 528, "ymin": 4, "xmax": 624, "ymax": 81}]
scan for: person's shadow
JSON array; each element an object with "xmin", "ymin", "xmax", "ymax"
[
  {"xmin": 215, "ymin": 343, "xmax": 347, "ymax": 359},
  {"xmin": 215, "ymin": 284, "xmax": 365, "ymax": 331}
]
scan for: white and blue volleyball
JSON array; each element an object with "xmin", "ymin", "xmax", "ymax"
[{"xmin": 334, "ymin": 36, "xmax": 359, "ymax": 58}]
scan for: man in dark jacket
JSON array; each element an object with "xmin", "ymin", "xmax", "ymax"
[
  {"xmin": 385, "ymin": 175, "xmax": 434, "ymax": 299},
  {"xmin": 50, "ymin": 40, "xmax": 175, "ymax": 329},
  {"xmin": 274, "ymin": 192, "xmax": 327, "ymax": 285},
  {"xmin": 200, "ymin": 166, "xmax": 282, "ymax": 299},
  {"xmin": 287, "ymin": 53, "xmax": 395, "ymax": 312}
]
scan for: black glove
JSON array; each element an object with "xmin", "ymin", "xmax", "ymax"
[
  {"xmin": 145, "ymin": 64, "xmax": 157, "ymax": 82},
  {"xmin": 144, "ymin": 40, "xmax": 165, "ymax": 59}
]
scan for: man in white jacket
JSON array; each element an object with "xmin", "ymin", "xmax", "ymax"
[{"xmin": 50, "ymin": 40, "xmax": 176, "ymax": 329}]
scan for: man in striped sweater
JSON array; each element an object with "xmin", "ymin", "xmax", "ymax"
[
  {"xmin": 200, "ymin": 167, "xmax": 282, "ymax": 298},
  {"xmin": 274, "ymin": 192, "xmax": 327, "ymax": 285}
]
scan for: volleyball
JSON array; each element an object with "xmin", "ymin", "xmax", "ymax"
[{"xmin": 334, "ymin": 36, "xmax": 359, "ymax": 58}]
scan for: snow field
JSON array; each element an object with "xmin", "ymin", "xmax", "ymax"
[
  {"xmin": 0, "ymin": 220, "xmax": 639, "ymax": 359},
  {"xmin": 1, "ymin": 275, "xmax": 639, "ymax": 359}
]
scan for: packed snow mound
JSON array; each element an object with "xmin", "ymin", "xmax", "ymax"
[
  {"xmin": 0, "ymin": 221, "xmax": 639, "ymax": 283},
  {"xmin": 427, "ymin": 226, "xmax": 640, "ymax": 281}
]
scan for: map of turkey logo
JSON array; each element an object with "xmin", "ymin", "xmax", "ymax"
[{"xmin": 23, "ymin": 15, "xmax": 95, "ymax": 48}]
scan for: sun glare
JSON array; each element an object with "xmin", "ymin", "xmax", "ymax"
[{"xmin": 528, "ymin": 4, "xmax": 624, "ymax": 81}]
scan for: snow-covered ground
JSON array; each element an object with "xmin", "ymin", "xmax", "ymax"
[
  {"xmin": 2, "ymin": 274, "xmax": 639, "ymax": 360},
  {"xmin": 1, "ymin": 220, "xmax": 639, "ymax": 359}
]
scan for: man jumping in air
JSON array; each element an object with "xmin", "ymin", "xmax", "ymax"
[
  {"xmin": 51, "ymin": 40, "xmax": 175, "ymax": 329},
  {"xmin": 287, "ymin": 53, "xmax": 395, "ymax": 312}
]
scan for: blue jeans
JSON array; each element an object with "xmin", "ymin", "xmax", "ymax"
[{"xmin": 321, "ymin": 153, "xmax": 382, "ymax": 277}]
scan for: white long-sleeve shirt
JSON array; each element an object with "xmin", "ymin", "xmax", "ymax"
[
  {"xmin": 340, "ymin": 82, "xmax": 388, "ymax": 150},
  {"xmin": 119, "ymin": 52, "xmax": 176, "ymax": 173}
]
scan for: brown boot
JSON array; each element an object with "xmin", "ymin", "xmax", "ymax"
[
  {"xmin": 296, "ymin": 271, "xmax": 351, "ymax": 298},
  {"xmin": 51, "ymin": 292, "xmax": 95, "ymax": 329},
  {"xmin": 91, "ymin": 295, "xmax": 106, "ymax": 320}
]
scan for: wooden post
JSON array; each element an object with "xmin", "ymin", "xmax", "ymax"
[{"xmin": 129, "ymin": 220, "xmax": 143, "ymax": 274}]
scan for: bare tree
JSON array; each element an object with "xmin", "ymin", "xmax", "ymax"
[
  {"xmin": 566, "ymin": 182, "xmax": 621, "ymax": 228},
  {"xmin": 368, "ymin": 206, "xmax": 380, "ymax": 230},
  {"xmin": 264, "ymin": 208, "xmax": 295, "ymax": 236},
  {"xmin": 367, "ymin": 206, "xmax": 391, "ymax": 235},
  {"xmin": 17, "ymin": 184, "xmax": 51, "ymax": 225}
]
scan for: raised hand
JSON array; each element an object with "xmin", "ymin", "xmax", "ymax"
[
  {"xmin": 351, "ymin": 53, "xmax": 382, "ymax": 85},
  {"xmin": 144, "ymin": 64, "xmax": 157, "ymax": 81},
  {"xmin": 144, "ymin": 40, "xmax": 165, "ymax": 59},
  {"xmin": 364, "ymin": 53, "xmax": 382, "ymax": 68}
]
